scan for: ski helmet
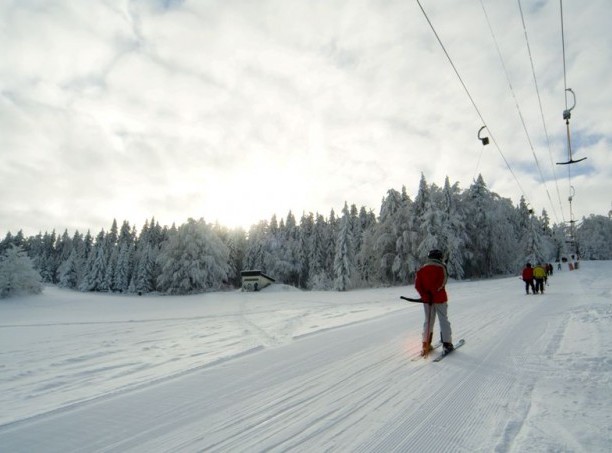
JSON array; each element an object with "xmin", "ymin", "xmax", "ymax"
[{"xmin": 428, "ymin": 249, "xmax": 444, "ymax": 260}]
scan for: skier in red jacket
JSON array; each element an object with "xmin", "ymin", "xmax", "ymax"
[
  {"xmin": 521, "ymin": 263, "xmax": 536, "ymax": 295},
  {"xmin": 415, "ymin": 249, "xmax": 454, "ymax": 356}
]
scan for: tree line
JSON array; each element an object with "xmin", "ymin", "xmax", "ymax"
[{"xmin": 2, "ymin": 174, "xmax": 611, "ymax": 296}]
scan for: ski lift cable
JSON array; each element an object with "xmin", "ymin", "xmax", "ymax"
[
  {"xmin": 415, "ymin": 0, "xmax": 529, "ymax": 203},
  {"xmin": 560, "ymin": 0, "xmax": 568, "ymax": 111},
  {"xmin": 517, "ymin": 0, "xmax": 566, "ymax": 224},
  {"xmin": 478, "ymin": 0, "xmax": 559, "ymax": 223}
]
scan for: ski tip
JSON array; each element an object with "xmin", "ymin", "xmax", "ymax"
[
  {"xmin": 450, "ymin": 339, "xmax": 465, "ymax": 349},
  {"xmin": 432, "ymin": 339, "xmax": 465, "ymax": 362}
]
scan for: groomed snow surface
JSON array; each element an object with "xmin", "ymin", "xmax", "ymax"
[{"xmin": 1, "ymin": 261, "xmax": 611, "ymax": 452}]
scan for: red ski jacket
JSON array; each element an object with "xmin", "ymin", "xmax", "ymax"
[
  {"xmin": 415, "ymin": 260, "xmax": 448, "ymax": 304},
  {"xmin": 522, "ymin": 267, "xmax": 534, "ymax": 281}
]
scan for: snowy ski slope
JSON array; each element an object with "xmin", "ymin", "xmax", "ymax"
[{"xmin": 1, "ymin": 261, "xmax": 610, "ymax": 451}]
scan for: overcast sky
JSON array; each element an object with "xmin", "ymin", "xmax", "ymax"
[{"xmin": 1, "ymin": 0, "xmax": 610, "ymax": 237}]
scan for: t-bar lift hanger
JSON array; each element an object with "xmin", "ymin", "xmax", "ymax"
[{"xmin": 557, "ymin": 88, "xmax": 586, "ymax": 165}]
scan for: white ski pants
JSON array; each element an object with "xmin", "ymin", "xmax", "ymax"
[{"xmin": 422, "ymin": 302, "xmax": 453, "ymax": 344}]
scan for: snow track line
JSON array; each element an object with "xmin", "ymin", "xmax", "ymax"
[
  {"xmin": 0, "ymin": 313, "xmax": 413, "ymax": 452},
  {"xmin": 0, "ymin": 345, "xmax": 266, "ymax": 431},
  {"xmin": 358, "ymin": 291, "xmax": 551, "ymax": 452},
  {"xmin": 184, "ymin": 341, "xmax": 411, "ymax": 451},
  {"xmin": 357, "ymin": 354, "xmax": 514, "ymax": 452},
  {"xmin": 0, "ymin": 314, "xmax": 245, "ymax": 329}
]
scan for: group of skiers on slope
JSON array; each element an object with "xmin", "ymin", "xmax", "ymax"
[
  {"xmin": 412, "ymin": 249, "xmax": 561, "ymax": 358},
  {"xmin": 521, "ymin": 262, "xmax": 553, "ymax": 295}
]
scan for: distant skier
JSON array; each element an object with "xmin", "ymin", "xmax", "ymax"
[
  {"xmin": 533, "ymin": 263, "xmax": 547, "ymax": 294},
  {"xmin": 521, "ymin": 263, "xmax": 536, "ymax": 295},
  {"xmin": 415, "ymin": 249, "xmax": 454, "ymax": 356}
]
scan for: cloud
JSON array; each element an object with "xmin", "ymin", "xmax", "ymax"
[{"xmin": 1, "ymin": 0, "xmax": 611, "ymax": 237}]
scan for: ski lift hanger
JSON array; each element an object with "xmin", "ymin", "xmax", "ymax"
[
  {"xmin": 477, "ymin": 126, "xmax": 489, "ymax": 146},
  {"xmin": 557, "ymin": 88, "xmax": 587, "ymax": 165}
]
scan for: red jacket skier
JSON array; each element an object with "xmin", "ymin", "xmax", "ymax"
[
  {"xmin": 415, "ymin": 249, "xmax": 453, "ymax": 356},
  {"xmin": 415, "ymin": 257, "xmax": 448, "ymax": 304},
  {"xmin": 521, "ymin": 263, "xmax": 536, "ymax": 295}
]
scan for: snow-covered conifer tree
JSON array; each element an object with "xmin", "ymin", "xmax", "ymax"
[
  {"xmin": 0, "ymin": 245, "xmax": 43, "ymax": 298},
  {"xmin": 70, "ymin": 231, "xmax": 88, "ymax": 288},
  {"xmin": 244, "ymin": 221, "xmax": 268, "ymax": 271},
  {"xmin": 54, "ymin": 230, "xmax": 73, "ymax": 282},
  {"xmin": 118, "ymin": 221, "xmax": 134, "ymax": 246},
  {"xmin": 358, "ymin": 207, "xmax": 376, "ymax": 243},
  {"xmin": 464, "ymin": 175, "xmax": 496, "ymax": 277},
  {"xmin": 0, "ymin": 232, "xmax": 15, "ymax": 255},
  {"xmin": 307, "ymin": 213, "xmax": 331, "ymax": 289},
  {"xmin": 439, "ymin": 177, "xmax": 468, "ymax": 279},
  {"xmin": 35, "ymin": 230, "xmax": 58, "ymax": 283},
  {"xmin": 103, "ymin": 246, "xmax": 117, "ymax": 292},
  {"xmin": 80, "ymin": 231, "xmax": 107, "ymax": 292},
  {"xmin": 276, "ymin": 211, "xmax": 300, "ymax": 286},
  {"xmin": 577, "ymin": 215, "xmax": 612, "ymax": 259},
  {"xmin": 298, "ymin": 212, "xmax": 314, "ymax": 288},
  {"xmin": 325, "ymin": 209, "xmax": 338, "ymax": 277},
  {"xmin": 132, "ymin": 243, "xmax": 155, "ymax": 294},
  {"xmin": 221, "ymin": 227, "xmax": 246, "ymax": 287},
  {"xmin": 392, "ymin": 187, "xmax": 417, "ymax": 284},
  {"xmin": 375, "ymin": 189, "xmax": 404, "ymax": 284},
  {"xmin": 57, "ymin": 249, "xmax": 79, "ymax": 289},
  {"xmin": 157, "ymin": 218, "xmax": 229, "ymax": 294},
  {"xmin": 526, "ymin": 225, "xmax": 539, "ymax": 264},
  {"xmin": 517, "ymin": 206, "xmax": 559, "ymax": 269},
  {"xmin": 414, "ymin": 173, "xmax": 443, "ymax": 259},
  {"xmin": 113, "ymin": 242, "xmax": 132, "ymax": 293},
  {"xmin": 354, "ymin": 208, "xmax": 378, "ymax": 286},
  {"xmin": 488, "ymin": 198, "xmax": 521, "ymax": 273},
  {"xmin": 355, "ymin": 225, "xmax": 378, "ymax": 287},
  {"xmin": 333, "ymin": 203, "xmax": 356, "ymax": 291}
]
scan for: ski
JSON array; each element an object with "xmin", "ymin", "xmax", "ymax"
[
  {"xmin": 432, "ymin": 339, "xmax": 465, "ymax": 362},
  {"xmin": 410, "ymin": 342, "xmax": 441, "ymax": 361},
  {"xmin": 400, "ymin": 296, "xmax": 424, "ymax": 303}
]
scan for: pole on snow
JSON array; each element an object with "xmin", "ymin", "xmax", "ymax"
[
  {"xmin": 400, "ymin": 296, "xmax": 424, "ymax": 303},
  {"xmin": 423, "ymin": 301, "xmax": 434, "ymax": 357}
]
